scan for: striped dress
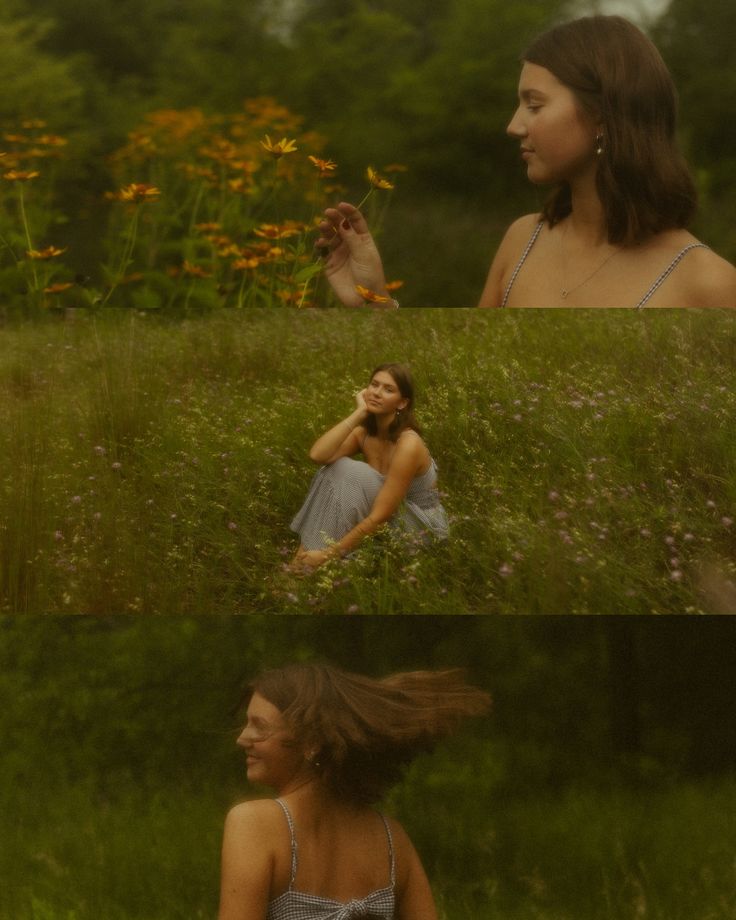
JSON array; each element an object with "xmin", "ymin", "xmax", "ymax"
[
  {"xmin": 266, "ymin": 798, "xmax": 396, "ymax": 920},
  {"xmin": 290, "ymin": 456, "xmax": 449, "ymax": 551}
]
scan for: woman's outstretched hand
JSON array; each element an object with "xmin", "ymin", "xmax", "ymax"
[
  {"xmin": 288, "ymin": 549, "xmax": 331, "ymax": 574},
  {"xmin": 316, "ymin": 203, "xmax": 389, "ymax": 308}
]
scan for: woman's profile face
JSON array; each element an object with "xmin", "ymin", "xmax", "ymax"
[
  {"xmin": 237, "ymin": 692, "xmax": 307, "ymax": 791},
  {"xmin": 365, "ymin": 370, "xmax": 408, "ymax": 415},
  {"xmin": 506, "ymin": 62, "xmax": 599, "ymax": 186}
]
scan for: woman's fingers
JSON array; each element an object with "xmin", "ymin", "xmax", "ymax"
[
  {"xmin": 316, "ymin": 204, "xmax": 369, "ymax": 247},
  {"xmin": 335, "ymin": 202, "xmax": 371, "ymax": 235}
]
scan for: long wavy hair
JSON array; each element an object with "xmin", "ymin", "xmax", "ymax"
[
  {"xmin": 523, "ymin": 15, "xmax": 697, "ymax": 245},
  {"xmin": 363, "ymin": 363, "xmax": 421, "ymax": 442},
  {"xmin": 243, "ymin": 663, "xmax": 491, "ymax": 805}
]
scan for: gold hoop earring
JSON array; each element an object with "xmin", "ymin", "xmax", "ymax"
[{"xmin": 596, "ymin": 133, "xmax": 604, "ymax": 156}]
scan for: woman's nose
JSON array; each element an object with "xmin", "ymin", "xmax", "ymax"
[
  {"xmin": 506, "ymin": 107, "xmax": 526, "ymax": 138},
  {"xmin": 237, "ymin": 727, "xmax": 251, "ymax": 748}
]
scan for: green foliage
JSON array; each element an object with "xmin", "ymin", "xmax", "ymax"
[
  {"xmin": 653, "ymin": 0, "xmax": 736, "ymax": 262},
  {"xmin": 0, "ymin": 14, "xmax": 84, "ymax": 126},
  {"xmin": 3, "ymin": 618, "xmax": 736, "ymax": 918}
]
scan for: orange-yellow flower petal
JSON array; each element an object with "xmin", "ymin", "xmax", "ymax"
[
  {"xmin": 356, "ymin": 284, "xmax": 390, "ymax": 303},
  {"xmin": 308, "ymin": 155, "xmax": 337, "ymax": 174},
  {"xmin": 366, "ymin": 167, "xmax": 394, "ymax": 190},
  {"xmin": 182, "ymin": 260, "xmax": 212, "ymax": 278},
  {"xmin": 43, "ymin": 282, "xmax": 74, "ymax": 294},
  {"xmin": 117, "ymin": 183, "xmax": 161, "ymax": 202},
  {"xmin": 3, "ymin": 170, "xmax": 40, "ymax": 181},
  {"xmin": 26, "ymin": 245, "xmax": 67, "ymax": 260}
]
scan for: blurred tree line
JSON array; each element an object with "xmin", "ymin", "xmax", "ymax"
[
  {"xmin": 1, "ymin": 0, "xmax": 734, "ymax": 303},
  {"xmin": 2, "ymin": 617, "xmax": 735, "ymax": 798}
]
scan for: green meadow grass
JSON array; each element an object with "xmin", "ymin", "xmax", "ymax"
[
  {"xmin": 0, "ymin": 308, "xmax": 734, "ymax": 613},
  {"xmin": 3, "ymin": 771, "xmax": 736, "ymax": 919}
]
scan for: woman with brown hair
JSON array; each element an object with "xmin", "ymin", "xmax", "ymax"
[
  {"xmin": 218, "ymin": 662, "xmax": 491, "ymax": 920},
  {"xmin": 316, "ymin": 15, "xmax": 736, "ymax": 308},
  {"xmin": 289, "ymin": 363, "xmax": 448, "ymax": 573}
]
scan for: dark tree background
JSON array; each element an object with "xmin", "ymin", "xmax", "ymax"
[{"xmin": 2, "ymin": 616, "xmax": 735, "ymax": 795}]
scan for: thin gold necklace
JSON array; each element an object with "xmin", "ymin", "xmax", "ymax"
[{"xmin": 559, "ymin": 224, "xmax": 621, "ymax": 299}]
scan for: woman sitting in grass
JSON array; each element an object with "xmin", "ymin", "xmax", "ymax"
[
  {"xmin": 218, "ymin": 662, "xmax": 491, "ymax": 920},
  {"xmin": 316, "ymin": 15, "xmax": 736, "ymax": 309},
  {"xmin": 289, "ymin": 363, "xmax": 448, "ymax": 573}
]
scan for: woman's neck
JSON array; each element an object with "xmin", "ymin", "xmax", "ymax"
[
  {"xmin": 373, "ymin": 414, "xmax": 395, "ymax": 439},
  {"xmin": 566, "ymin": 176, "xmax": 608, "ymax": 247}
]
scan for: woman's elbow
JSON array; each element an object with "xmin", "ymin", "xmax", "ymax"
[{"xmin": 308, "ymin": 447, "xmax": 328, "ymax": 464}]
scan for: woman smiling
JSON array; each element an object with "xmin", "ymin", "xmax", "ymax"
[
  {"xmin": 289, "ymin": 363, "xmax": 448, "ymax": 573},
  {"xmin": 218, "ymin": 663, "xmax": 491, "ymax": 920}
]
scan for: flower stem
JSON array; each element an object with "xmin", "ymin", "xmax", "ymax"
[{"xmin": 18, "ymin": 186, "xmax": 39, "ymax": 291}]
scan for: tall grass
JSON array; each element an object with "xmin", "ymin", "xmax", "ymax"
[
  {"xmin": 0, "ymin": 308, "xmax": 734, "ymax": 613},
  {"xmin": 3, "ymin": 768, "xmax": 736, "ymax": 919}
]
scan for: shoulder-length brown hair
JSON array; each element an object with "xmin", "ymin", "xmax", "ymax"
[
  {"xmin": 363, "ymin": 363, "xmax": 421, "ymax": 442},
  {"xmin": 244, "ymin": 663, "xmax": 491, "ymax": 806},
  {"xmin": 524, "ymin": 15, "xmax": 697, "ymax": 245}
]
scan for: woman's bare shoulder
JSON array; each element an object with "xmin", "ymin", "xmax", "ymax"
[
  {"xmin": 225, "ymin": 798, "xmax": 283, "ymax": 832},
  {"xmin": 686, "ymin": 246, "xmax": 736, "ymax": 307},
  {"xmin": 395, "ymin": 429, "xmax": 429, "ymax": 458},
  {"xmin": 478, "ymin": 213, "xmax": 543, "ymax": 307},
  {"xmin": 648, "ymin": 231, "xmax": 736, "ymax": 307}
]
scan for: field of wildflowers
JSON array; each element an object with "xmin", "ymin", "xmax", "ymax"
[
  {"xmin": 1, "ymin": 100, "xmax": 400, "ymax": 318},
  {"xmin": 1, "ymin": 307, "xmax": 733, "ymax": 614}
]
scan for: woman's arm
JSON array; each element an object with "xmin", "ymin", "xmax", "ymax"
[
  {"xmin": 326, "ymin": 433, "xmax": 426, "ymax": 559},
  {"xmin": 297, "ymin": 434, "xmax": 426, "ymax": 570},
  {"xmin": 308, "ymin": 390, "xmax": 369, "ymax": 465},
  {"xmin": 316, "ymin": 203, "xmax": 394, "ymax": 308},
  {"xmin": 218, "ymin": 803, "xmax": 273, "ymax": 920},
  {"xmin": 392, "ymin": 820, "xmax": 439, "ymax": 920}
]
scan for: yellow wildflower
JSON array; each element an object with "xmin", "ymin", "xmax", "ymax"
[
  {"xmin": 385, "ymin": 280, "xmax": 404, "ymax": 292},
  {"xmin": 117, "ymin": 183, "xmax": 161, "ymax": 202},
  {"xmin": 26, "ymin": 246, "xmax": 68, "ymax": 260},
  {"xmin": 356, "ymin": 284, "xmax": 390, "ymax": 303},
  {"xmin": 260, "ymin": 135, "xmax": 298, "ymax": 158},
  {"xmin": 43, "ymin": 282, "xmax": 74, "ymax": 294},
  {"xmin": 232, "ymin": 257, "xmax": 261, "ymax": 271},
  {"xmin": 254, "ymin": 223, "xmax": 301, "ymax": 240},
  {"xmin": 3, "ymin": 170, "xmax": 40, "ymax": 181},
  {"xmin": 37, "ymin": 135, "xmax": 68, "ymax": 147},
  {"xmin": 182, "ymin": 261, "xmax": 212, "ymax": 278},
  {"xmin": 366, "ymin": 167, "xmax": 394, "ymax": 190},
  {"xmin": 308, "ymin": 155, "xmax": 338, "ymax": 176}
]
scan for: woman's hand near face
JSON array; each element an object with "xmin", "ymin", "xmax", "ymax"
[
  {"xmin": 316, "ymin": 203, "xmax": 390, "ymax": 307},
  {"xmin": 355, "ymin": 388, "xmax": 369, "ymax": 413}
]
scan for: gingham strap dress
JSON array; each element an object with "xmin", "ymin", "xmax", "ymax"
[
  {"xmin": 500, "ymin": 220, "xmax": 709, "ymax": 308},
  {"xmin": 266, "ymin": 798, "xmax": 396, "ymax": 920},
  {"xmin": 290, "ymin": 456, "xmax": 449, "ymax": 551}
]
